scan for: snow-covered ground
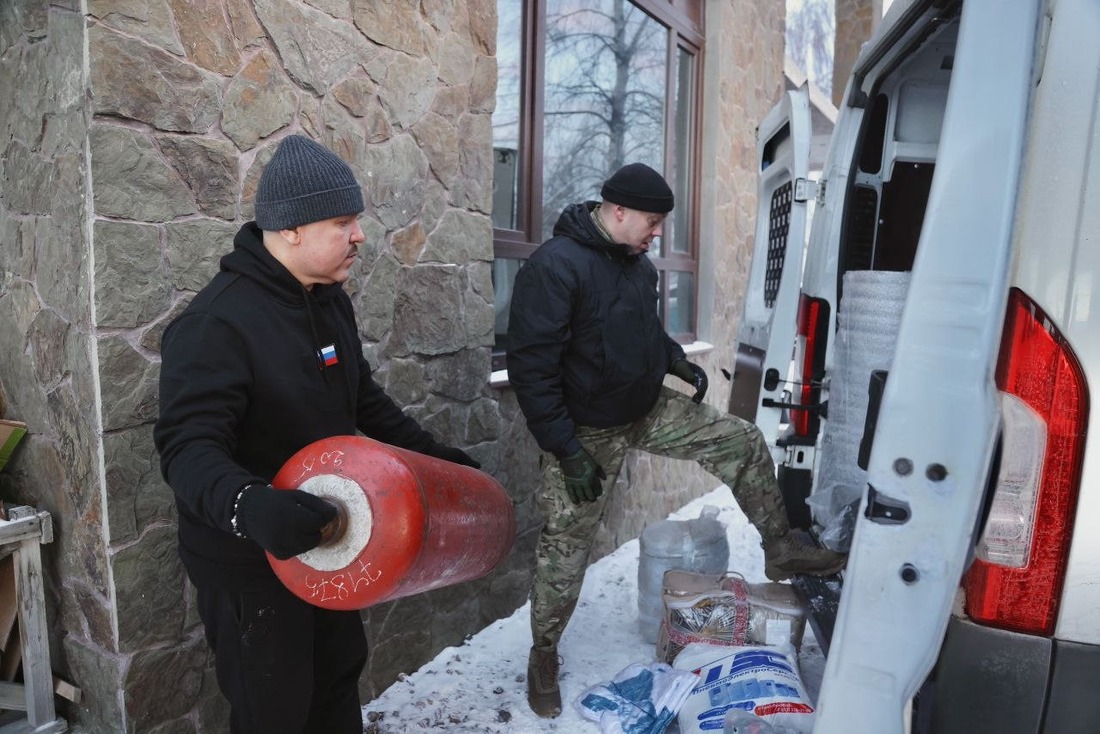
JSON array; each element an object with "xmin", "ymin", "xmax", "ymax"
[{"xmin": 362, "ymin": 486, "xmax": 826, "ymax": 733}]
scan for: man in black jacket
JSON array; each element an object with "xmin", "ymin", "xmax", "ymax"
[
  {"xmin": 507, "ymin": 163, "xmax": 845, "ymax": 717},
  {"xmin": 154, "ymin": 134, "xmax": 478, "ymax": 734}
]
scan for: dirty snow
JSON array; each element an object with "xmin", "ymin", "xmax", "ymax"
[{"xmin": 362, "ymin": 486, "xmax": 826, "ymax": 733}]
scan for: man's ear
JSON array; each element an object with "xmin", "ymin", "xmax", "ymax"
[{"xmin": 279, "ymin": 226, "xmax": 302, "ymax": 245}]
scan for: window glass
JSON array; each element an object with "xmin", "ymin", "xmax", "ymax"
[
  {"xmin": 670, "ymin": 46, "xmax": 695, "ymax": 255},
  {"xmin": 541, "ymin": 1, "xmax": 668, "ymax": 240},
  {"xmin": 493, "ymin": 3, "xmax": 523, "ymax": 231},
  {"xmin": 492, "ymin": 257, "xmax": 525, "ymax": 353},
  {"xmin": 666, "ymin": 270, "xmax": 694, "ymax": 335},
  {"xmin": 491, "ymin": 0, "xmax": 700, "ymax": 357}
]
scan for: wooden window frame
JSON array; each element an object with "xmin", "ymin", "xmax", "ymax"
[{"xmin": 492, "ymin": 0, "xmax": 705, "ymax": 368}]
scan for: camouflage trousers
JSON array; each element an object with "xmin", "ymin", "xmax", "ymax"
[{"xmin": 530, "ymin": 386, "xmax": 789, "ymax": 650}]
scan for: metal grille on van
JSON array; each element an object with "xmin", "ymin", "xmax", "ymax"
[{"xmin": 764, "ymin": 181, "xmax": 792, "ymax": 307}]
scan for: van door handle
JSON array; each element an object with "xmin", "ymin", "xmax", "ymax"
[{"xmin": 761, "ymin": 398, "xmax": 829, "ymax": 420}]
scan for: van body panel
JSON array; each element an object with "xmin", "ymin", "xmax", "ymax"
[{"xmin": 1010, "ymin": 0, "xmax": 1100, "ymax": 645}]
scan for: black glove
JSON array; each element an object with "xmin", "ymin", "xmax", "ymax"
[
  {"xmin": 559, "ymin": 449, "xmax": 606, "ymax": 504},
  {"xmin": 235, "ymin": 485, "xmax": 338, "ymax": 560},
  {"xmin": 429, "ymin": 444, "xmax": 481, "ymax": 469},
  {"xmin": 670, "ymin": 359, "xmax": 708, "ymax": 404}
]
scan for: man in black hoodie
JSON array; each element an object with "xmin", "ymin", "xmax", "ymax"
[
  {"xmin": 507, "ymin": 163, "xmax": 846, "ymax": 717},
  {"xmin": 154, "ymin": 134, "xmax": 479, "ymax": 734}
]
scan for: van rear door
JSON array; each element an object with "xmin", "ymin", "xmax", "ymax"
[
  {"xmin": 728, "ymin": 87, "xmax": 812, "ymax": 462},
  {"xmin": 813, "ymin": 1, "xmax": 1042, "ymax": 732}
]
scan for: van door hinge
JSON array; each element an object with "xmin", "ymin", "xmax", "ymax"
[{"xmin": 796, "ymin": 176, "xmax": 822, "ymax": 202}]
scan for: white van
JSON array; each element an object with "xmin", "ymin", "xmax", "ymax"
[{"xmin": 732, "ymin": 1, "xmax": 1099, "ymax": 732}]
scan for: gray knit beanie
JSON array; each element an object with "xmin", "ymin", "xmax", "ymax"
[{"xmin": 254, "ymin": 135, "xmax": 365, "ymax": 231}]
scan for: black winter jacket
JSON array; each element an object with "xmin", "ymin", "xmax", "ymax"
[
  {"xmin": 154, "ymin": 223, "xmax": 439, "ymax": 590},
  {"xmin": 506, "ymin": 202, "xmax": 685, "ymax": 458}
]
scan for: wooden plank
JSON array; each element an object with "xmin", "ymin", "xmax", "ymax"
[
  {"xmin": 51, "ymin": 677, "xmax": 79, "ymax": 705},
  {"xmin": 0, "ymin": 518, "xmax": 44, "ymax": 549},
  {"xmin": 14, "ymin": 538, "xmax": 54, "ymax": 727}
]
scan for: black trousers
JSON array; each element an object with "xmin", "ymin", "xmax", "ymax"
[{"xmin": 196, "ymin": 582, "xmax": 368, "ymax": 734}]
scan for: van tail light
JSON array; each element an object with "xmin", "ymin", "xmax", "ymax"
[
  {"xmin": 963, "ymin": 288, "xmax": 1088, "ymax": 636},
  {"xmin": 793, "ymin": 294, "xmax": 829, "ymax": 437}
]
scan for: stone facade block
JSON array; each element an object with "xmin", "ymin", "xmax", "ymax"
[
  {"xmin": 222, "ymin": 50, "xmax": 298, "ymax": 151},
  {"xmin": 164, "ymin": 220, "xmax": 238, "ymax": 292},
  {"xmin": 378, "ymin": 53, "xmax": 437, "ymax": 130},
  {"xmin": 94, "ymin": 220, "xmax": 172, "ymax": 329},
  {"xmin": 255, "ymin": 0, "xmax": 376, "ymax": 94},
  {"xmin": 96, "ymin": 335, "xmax": 160, "ymax": 431},
  {"xmin": 124, "ymin": 636, "xmax": 210, "ymax": 730},
  {"xmin": 352, "ymin": 0, "xmax": 433, "ymax": 56},
  {"xmin": 168, "ymin": 0, "xmax": 242, "ymax": 75},
  {"xmin": 423, "ymin": 208, "xmax": 493, "ymax": 264},
  {"xmin": 104, "ymin": 427, "xmax": 176, "ymax": 544},
  {"xmin": 114, "ymin": 524, "xmax": 188, "ymax": 653},
  {"xmin": 834, "ymin": 0, "xmax": 877, "ymax": 107},
  {"xmin": 157, "ymin": 135, "xmax": 239, "ymax": 219},
  {"xmin": 90, "ymin": 125, "xmax": 197, "ymax": 222},
  {"xmin": 389, "ymin": 265, "xmax": 467, "ymax": 357},
  {"xmin": 88, "ymin": 0, "xmax": 186, "ymax": 56},
  {"xmin": 363, "ymin": 134, "xmax": 431, "ymax": 230},
  {"xmin": 89, "ymin": 24, "xmax": 222, "ymax": 133}
]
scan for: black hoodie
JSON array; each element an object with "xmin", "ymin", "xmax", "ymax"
[
  {"xmin": 154, "ymin": 223, "xmax": 438, "ymax": 589},
  {"xmin": 506, "ymin": 202, "xmax": 685, "ymax": 458}
]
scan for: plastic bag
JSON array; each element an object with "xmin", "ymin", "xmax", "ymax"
[
  {"xmin": 657, "ymin": 571, "xmax": 807, "ymax": 664},
  {"xmin": 575, "ymin": 661, "xmax": 699, "ymax": 734},
  {"xmin": 638, "ymin": 506, "xmax": 730, "ymax": 643},
  {"xmin": 658, "ymin": 588, "xmax": 751, "ymax": 665}
]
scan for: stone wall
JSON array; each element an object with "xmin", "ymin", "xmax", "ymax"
[
  {"xmin": 0, "ymin": 0, "xmax": 114, "ymax": 727},
  {"xmin": 834, "ymin": 0, "xmax": 881, "ymax": 107},
  {"xmin": 0, "ymin": 0, "xmax": 786, "ymax": 730}
]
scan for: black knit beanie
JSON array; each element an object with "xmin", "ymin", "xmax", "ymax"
[
  {"xmin": 600, "ymin": 162, "xmax": 674, "ymax": 214},
  {"xmin": 254, "ymin": 135, "xmax": 365, "ymax": 231}
]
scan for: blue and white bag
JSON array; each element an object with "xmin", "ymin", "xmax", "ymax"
[{"xmin": 673, "ymin": 643, "xmax": 815, "ymax": 733}]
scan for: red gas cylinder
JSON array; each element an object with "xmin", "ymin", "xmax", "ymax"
[{"xmin": 268, "ymin": 435, "xmax": 515, "ymax": 611}]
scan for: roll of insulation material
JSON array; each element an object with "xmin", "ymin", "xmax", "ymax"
[{"xmin": 811, "ymin": 270, "xmax": 910, "ymax": 552}]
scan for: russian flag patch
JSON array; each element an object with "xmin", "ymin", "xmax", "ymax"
[{"xmin": 318, "ymin": 344, "xmax": 338, "ymax": 367}]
